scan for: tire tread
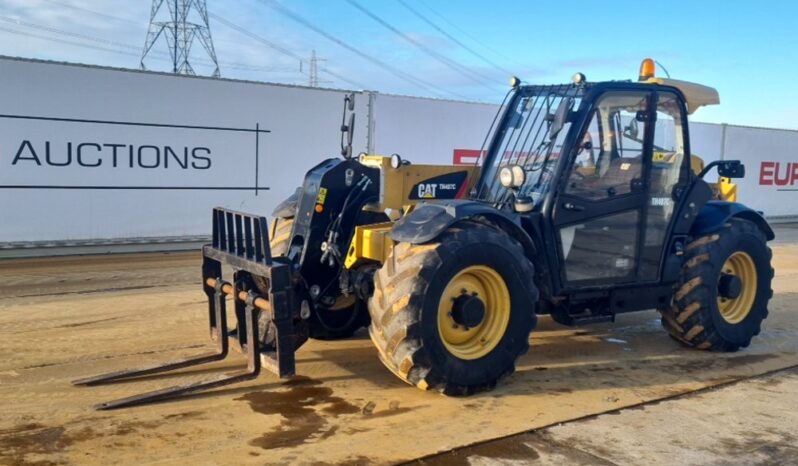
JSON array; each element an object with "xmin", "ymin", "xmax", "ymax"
[
  {"xmin": 660, "ymin": 219, "xmax": 773, "ymax": 351},
  {"xmin": 368, "ymin": 223, "xmax": 537, "ymax": 395}
]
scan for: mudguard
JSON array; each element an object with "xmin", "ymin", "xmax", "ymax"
[
  {"xmin": 390, "ymin": 200, "xmax": 534, "ymax": 249},
  {"xmin": 691, "ymin": 200, "xmax": 775, "ymax": 240}
]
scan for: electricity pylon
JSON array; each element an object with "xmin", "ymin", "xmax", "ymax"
[{"xmin": 141, "ymin": 0, "xmax": 220, "ymax": 78}]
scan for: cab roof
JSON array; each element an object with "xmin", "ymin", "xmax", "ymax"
[{"xmin": 641, "ymin": 77, "xmax": 720, "ymax": 114}]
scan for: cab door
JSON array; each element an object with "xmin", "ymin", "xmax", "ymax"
[{"xmin": 552, "ymin": 90, "xmax": 654, "ymax": 288}]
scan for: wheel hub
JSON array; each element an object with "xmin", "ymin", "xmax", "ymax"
[
  {"xmin": 437, "ymin": 265, "xmax": 511, "ymax": 360},
  {"xmin": 716, "ymin": 251, "xmax": 758, "ymax": 324},
  {"xmin": 718, "ymin": 274, "xmax": 742, "ymax": 300},
  {"xmin": 451, "ymin": 293, "xmax": 486, "ymax": 329}
]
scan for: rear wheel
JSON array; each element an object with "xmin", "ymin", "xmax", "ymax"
[
  {"xmin": 368, "ymin": 223, "xmax": 538, "ymax": 395},
  {"xmin": 268, "ymin": 215, "xmax": 294, "ymax": 257},
  {"xmin": 659, "ymin": 218, "xmax": 773, "ymax": 351},
  {"xmin": 255, "ymin": 216, "xmax": 369, "ymax": 342}
]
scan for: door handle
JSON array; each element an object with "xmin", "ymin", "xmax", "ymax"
[{"xmin": 563, "ymin": 202, "xmax": 585, "ymax": 212}]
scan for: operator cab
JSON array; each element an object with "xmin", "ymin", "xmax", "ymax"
[{"xmin": 472, "ymin": 59, "xmax": 724, "ymax": 295}]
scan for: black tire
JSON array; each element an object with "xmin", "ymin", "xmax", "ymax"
[
  {"xmin": 306, "ymin": 299, "xmax": 371, "ymax": 340},
  {"xmin": 256, "ymin": 216, "xmax": 369, "ymax": 342},
  {"xmin": 368, "ymin": 223, "xmax": 538, "ymax": 395},
  {"xmin": 268, "ymin": 215, "xmax": 295, "ymax": 257},
  {"xmin": 659, "ymin": 218, "xmax": 773, "ymax": 351}
]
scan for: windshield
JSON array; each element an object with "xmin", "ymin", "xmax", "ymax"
[{"xmin": 474, "ymin": 84, "xmax": 583, "ymax": 205}]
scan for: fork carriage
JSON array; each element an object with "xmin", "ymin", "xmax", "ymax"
[{"xmin": 73, "ymin": 207, "xmax": 303, "ymax": 410}]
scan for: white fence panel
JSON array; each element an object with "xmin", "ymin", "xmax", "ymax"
[
  {"xmin": 0, "ymin": 58, "xmax": 369, "ymax": 242},
  {"xmin": 689, "ymin": 121, "xmax": 724, "ymax": 160},
  {"xmin": 722, "ymin": 125, "xmax": 798, "ymax": 218},
  {"xmin": 372, "ymin": 94, "xmax": 497, "ymax": 165},
  {"xmin": 1, "ymin": 57, "xmax": 796, "ymax": 247}
]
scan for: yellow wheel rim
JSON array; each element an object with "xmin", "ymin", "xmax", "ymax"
[
  {"xmin": 717, "ymin": 251, "xmax": 757, "ymax": 324},
  {"xmin": 437, "ymin": 265, "xmax": 511, "ymax": 360}
]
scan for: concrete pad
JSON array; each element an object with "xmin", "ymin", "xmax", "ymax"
[
  {"xmin": 422, "ymin": 367, "xmax": 798, "ymax": 465},
  {"xmin": 0, "ymin": 243, "xmax": 796, "ymax": 465}
]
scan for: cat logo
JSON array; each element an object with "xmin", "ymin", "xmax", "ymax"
[
  {"xmin": 409, "ymin": 171, "xmax": 469, "ymax": 200},
  {"xmin": 418, "ymin": 183, "xmax": 438, "ymax": 199}
]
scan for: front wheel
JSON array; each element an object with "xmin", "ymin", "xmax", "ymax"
[
  {"xmin": 368, "ymin": 223, "xmax": 538, "ymax": 395},
  {"xmin": 309, "ymin": 298, "xmax": 371, "ymax": 340},
  {"xmin": 659, "ymin": 218, "xmax": 773, "ymax": 351}
]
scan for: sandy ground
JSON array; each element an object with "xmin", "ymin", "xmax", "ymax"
[
  {"xmin": 418, "ymin": 367, "xmax": 798, "ymax": 466},
  {"xmin": 0, "ymin": 230, "xmax": 797, "ymax": 466}
]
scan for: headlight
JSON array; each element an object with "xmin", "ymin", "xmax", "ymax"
[
  {"xmin": 390, "ymin": 153, "xmax": 402, "ymax": 169},
  {"xmin": 499, "ymin": 165, "xmax": 525, "ymax": 188}
]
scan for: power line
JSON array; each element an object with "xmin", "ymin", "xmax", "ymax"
[
  {"xmin": 0, "ymin": 25, "xmax": 142, "ymax": 58},
  {"xmin": 0, "ymin": 24, "xmax": 276, "ymax": 70},
  {"xmin": 210, "ymin": 14, "xmax": 299, "ymax": 63},
  {"xmin": 13, "ymin": 0, "xmax": 478, "ymax": 97},
  {"xmin": 256, "ymin": 0, "xmax": 465, "ymax": 99},
  {"xmin": 344, "ymin": 0, "xmax": 499, "ymax": 91},
  {"xmin": 395, "ymin": 0, "xmax": 513, "ymax": 78},
  {"xmin": 40, "ymin": 0, "xmax": 141, "ymax": 25},
  {"xmin": 0, "ymin": 15, "xmax": 142, "ymax": 52},
  {"xmin": 0, "ymin": 16, "xmax": 281, "ymax": 72},
  {"xmin": 211, "ymin": 13, "xmax": 368, "ymax": 89},
  {"xmin": 36, "ymin": 0, "xmax": 346, "ymax": 83},
  {"xmin": 414, "ymin": 0, "xmax": 519, "ymax": 66}
]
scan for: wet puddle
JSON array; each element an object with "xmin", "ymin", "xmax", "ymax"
[{"xmin": 238, "ymin": 376, "xmax": 417, "ymax": 450}]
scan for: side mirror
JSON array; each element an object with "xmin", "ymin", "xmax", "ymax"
[
  {"xmin": 698, "ymin": 160, "xmax": 745, "ymax": 179},
  {"xmin": 347, "ymin": 113, "xmax": 355, "ymax": 147},
  {"xmin": 717, "ymin": 160, "xmax": 745, "ymax": 178},
  {"xmin": 550, "ymin": 97, "xmax": 574, "ymax": 138},
  {"xmin": 340, "ymin": 93, "xmax": 356, "ymax": 159}
]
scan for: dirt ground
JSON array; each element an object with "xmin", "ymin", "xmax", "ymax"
[{"xmin": 1, "ymin": 227, "xmax": 797, "ymax": 466}]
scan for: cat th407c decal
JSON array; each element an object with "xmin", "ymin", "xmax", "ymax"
[{"xmin": 409, "ymin": 171, "xmax": 469, "ymax": 200}]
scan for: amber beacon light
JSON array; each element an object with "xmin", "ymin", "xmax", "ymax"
[{"xmin": 639, "ymin": 58, "xmax": 656, "ymax": 81}]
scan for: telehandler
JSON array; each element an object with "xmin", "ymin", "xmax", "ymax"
[{"xmin": 76, "ymin": 59, "xmax": 773, "ymax": 408}]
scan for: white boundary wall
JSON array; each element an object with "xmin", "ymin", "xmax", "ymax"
[
  {"xmin": 0, "ymin": 57, "xmax": 370, "ymax": 244},
  {"xmin": 1, "ymin": 57, "xmax": 796, "ymax": 246}
]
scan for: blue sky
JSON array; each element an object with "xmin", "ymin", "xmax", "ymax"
[{"xmin": 0, "ymin": 0, "xmax": 796, "ymax": 128}]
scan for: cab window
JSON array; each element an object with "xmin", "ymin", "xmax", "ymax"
[{"xmin": 565, "ymin": 92, "xmax": 650, "ymax": 201}]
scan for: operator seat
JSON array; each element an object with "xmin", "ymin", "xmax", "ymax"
[{"xmin": 597, "ymin": 155, "xmax": 643, "ymax": 195}]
